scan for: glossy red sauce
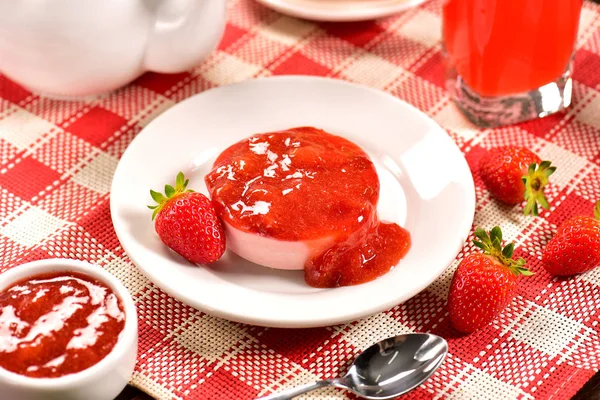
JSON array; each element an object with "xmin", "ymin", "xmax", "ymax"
[
  {"xmin": 0, "ymin": 272, "xmax": 125, "ymax": 378},
  {"xmin": 205, "ymin": 127, "xmax": 411, "ymax": 288}
]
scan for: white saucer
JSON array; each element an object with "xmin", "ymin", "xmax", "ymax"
[
  {"xmin": 110, "ymin": 76, "xmax": 475, "ymax": 328},
  {"xmin": 255, "ymin": 0, "xmax": 427, "ymax": 22}
]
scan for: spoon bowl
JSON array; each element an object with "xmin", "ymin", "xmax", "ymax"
[
  {"xmin": 342, "ymin": 333, "xmax": 448, "ymax": 399},
  {"xmin": 257, "ymin": 333, "xmax": 448, "ymax": 400}
]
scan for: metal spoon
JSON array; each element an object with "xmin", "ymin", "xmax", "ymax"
[{"xmin": 256, "ymin": 333, "xmax": 447, "ymax": 400}]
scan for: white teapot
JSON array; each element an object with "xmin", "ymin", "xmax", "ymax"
[{"xmin": 0, "ymin": 0, "xmax": 226, "ymax": 98}]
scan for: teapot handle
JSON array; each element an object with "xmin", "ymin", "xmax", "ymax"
[{"xmin": 144, "ymin": 0, "xmax": 226, "ymax": 73}]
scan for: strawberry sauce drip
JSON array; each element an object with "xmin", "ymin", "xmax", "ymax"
[
  {"xmin": 305, "ymin": 220, "xmax": 411, "ymax": 288},
  {"xmin": 205, "ymin": 127, "xmax": 411, "ymax": 287},
  {"xmin": 0, "ymin": 272, "xmax": 125, "ymax": 378}
]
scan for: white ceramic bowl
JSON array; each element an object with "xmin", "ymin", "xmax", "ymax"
[{"xmin": 0, "ymin": 259, "xmax": 138, "ymax": 400}]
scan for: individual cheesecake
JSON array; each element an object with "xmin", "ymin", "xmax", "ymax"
[{"xmin": 205, "ymin": 127, "xmax": 410, "ymax": 287}]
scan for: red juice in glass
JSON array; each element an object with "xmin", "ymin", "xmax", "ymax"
[{"xmin": 442, "ymin": 0, "xmax": 583, "ymax": 127}]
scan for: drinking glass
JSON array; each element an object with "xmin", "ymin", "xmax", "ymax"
[{"xmin": 442, "ymin": 0, "xmax": 583, "ymax": 127}]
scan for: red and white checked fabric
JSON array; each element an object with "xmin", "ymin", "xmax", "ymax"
[{"xmin": 1, "ymin": 0, "xmax": 600, "ymax": 399}]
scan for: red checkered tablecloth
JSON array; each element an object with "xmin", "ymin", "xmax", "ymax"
[{"xmin": 1, "ymin": 0, "xmax": 600, "ymax": 399}]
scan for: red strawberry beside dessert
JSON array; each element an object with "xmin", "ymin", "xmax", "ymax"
[
  {"xmin": 148, "ymin": 172, "xmax": 226, "ymax": 265},
  {"xmin": 205, "ymin": 127, "xmax": 411, "ymax": 288},
  {"xmin": 479, "ymin": 146, "xmax": 555, "ymax": 216},
  {"xmin": 543, "ymin": 200, "xmax": 600, "ymax": 276},
  {"xmin": 448, "ymin": 226, "xmax": 532, "ymax": 333}
]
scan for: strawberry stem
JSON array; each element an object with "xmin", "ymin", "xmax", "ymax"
[
  {"xmin": 473, "ymin": 226, "xmax": 532, "ymax": 276},
  {"xmin": 522, "ymin": 161, "xmax": 556, "ymax": 216},
  {"xmin": 148, "ymin": 171, "xmax": 194, "ymax": 220}
]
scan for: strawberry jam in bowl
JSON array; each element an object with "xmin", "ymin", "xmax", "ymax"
[
  {"xmin": 0, "ymin": 259, "xmax": 137, "ymax": 400},
  {"xmin": 205, "ymin": 127, "xmax": 411, "ymax": 288}
]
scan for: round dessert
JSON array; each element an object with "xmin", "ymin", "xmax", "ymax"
[
  {"xmin": 0, "ymin": 271, "xmax": 125, "ymax": 378},
  {"xmin": 205, "ymin": 127, "xmax": 411, "ymax": 288}
]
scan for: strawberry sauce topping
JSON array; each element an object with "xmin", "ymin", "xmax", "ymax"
[
  {"xmin": 205, "ymin": 127, "xmax": 411, "ymax": 287},
  {"xmin": 0, "ymin": 272, "xmax": 125, "ymax": 378}
]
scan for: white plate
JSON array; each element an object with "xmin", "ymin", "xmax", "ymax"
[
  {"xmin": 254, "ymin": 0, "xmax": 426, "ymax": 22},
  {"xmin": 110, "ymin": 76, "xmax": 475, "ymax": 328}
]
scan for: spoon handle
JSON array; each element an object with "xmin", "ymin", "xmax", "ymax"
[{"xmin": 255, "ymin": 379, "xmax": 334, "ymax": 400}]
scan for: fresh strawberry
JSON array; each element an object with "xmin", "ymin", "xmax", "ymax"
[
  {"xmin": 448, "ymin": 226, "xmax": 532, "ymax": 333},
  {"xmin": 148, "ymin": 172, "xmax": 226, "ymax": 264},
  {"xmin": 479, "ymin": 146, "xmax": 555, "ymax": 216},
  {"xmin": 542, "ymin": 200, "xmax": 600, "ymax": 276}
]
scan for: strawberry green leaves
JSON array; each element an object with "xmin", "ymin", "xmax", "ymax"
[
  {"xmin": 165, "ymin": 185, "xmax": 175, "ymax": 198},
  {"xmin": 595, "ymin": 200, "xmax": 600, "ymax": 221},
  {"xmin": 502, "ymin": 242, "xmax": 515, "ymax": 259},
  {"xmin": 150, "ymin": 190, "xmax": 166, "ymax": 204},
  {"xmin": 522, "ymin": 161, "xmax": 556, "ymax": 217},
  {"xmin": 148, "ymin": 172, "xmax": 194, "ymax": 220},
  {"xmin": 472, "ymin": 226, "xmax": 532, "ymax": 276}
]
